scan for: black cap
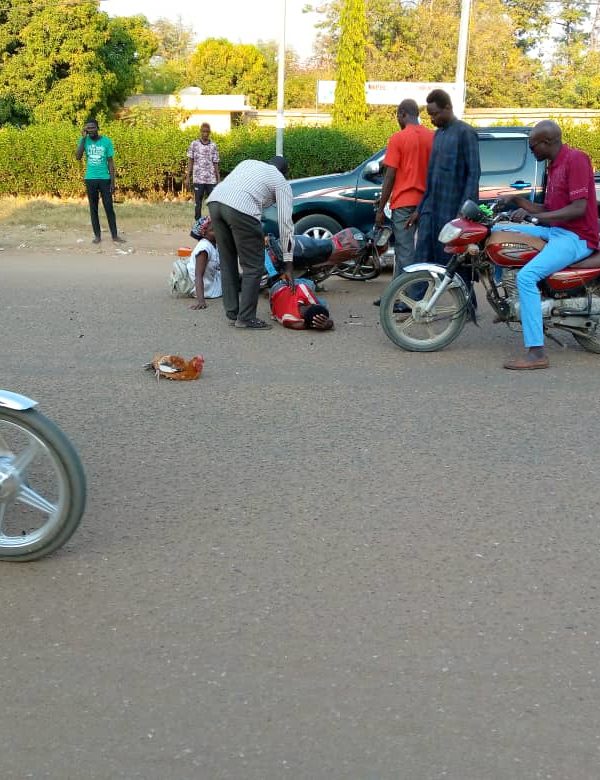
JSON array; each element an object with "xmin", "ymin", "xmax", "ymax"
[{"xmin": 267, "ymin": 155, "xmax": 289, "ymax": 177}]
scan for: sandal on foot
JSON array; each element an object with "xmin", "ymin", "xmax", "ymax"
[{"xmin": 234, "ymin": 318, "xmax": 272, "ymax": 330}]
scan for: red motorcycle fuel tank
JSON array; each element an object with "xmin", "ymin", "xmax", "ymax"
[{"xmin": 485, "ymin": 229, "xmax": 543, "ymax": 268}]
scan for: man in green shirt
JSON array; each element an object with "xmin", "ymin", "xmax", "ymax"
[{"xmin": 76, "ymin": 119, "xmax": 125, "ymax": 244}]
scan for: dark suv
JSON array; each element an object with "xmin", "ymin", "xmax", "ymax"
[{"xmin": 262, "ymin": 127, "xmax": 544, "ymax": 240}]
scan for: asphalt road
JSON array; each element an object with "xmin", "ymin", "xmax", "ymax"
[{"xmin": 2, "ymin": 251, "xmax": 599, "ymax": 780}]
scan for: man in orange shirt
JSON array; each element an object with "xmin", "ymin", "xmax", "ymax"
[{"xmin": 375, "ymin": 99, "xmax": 434, "ymax": 282}]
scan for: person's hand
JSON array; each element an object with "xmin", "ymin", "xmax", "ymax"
[
  {"xmin": 281, "ymin": 272, "xmax": 295, "ymax": 292},
  {"xmin": 110, "ymin": 182, "xmax": 116, "ymax": 195},
  {"xmin": 509, "ymin": 208, "xmax": 529, "ymax": 223},
  {"xmin": 374, "ymin": 209, "xmax": 385, "ymax": 227},
  {"xmin": 184, "ymin": 176, "xmax": 191, "ymax": 191},
  {"xmin": 405, "ymin": 211, "xmax": 419, "ymax": 229},
  {"xmin": 311, "ymin": 314, "xmax": 333, "ymax": 330},
  {"xmin": 189, "ymin": 301, "xmax": 207, "ymax": 310}
]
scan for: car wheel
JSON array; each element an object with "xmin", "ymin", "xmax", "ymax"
[{"xmin": 295, "ymin": 215, "xmax": 342, "ymax": 240}]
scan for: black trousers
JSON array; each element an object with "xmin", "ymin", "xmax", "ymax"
[
  {"xmin": 85, "ymin": 179, "xmax": 118, "ymax": 239},
  {"xmin": 193, "ymin": 183, "xmax": 215, "ymax": 220},
  {"xmin": 208, "ymin": 201, "xmax": 264, "ymax": 323}
]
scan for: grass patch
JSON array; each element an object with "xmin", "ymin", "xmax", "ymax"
[{"xmin": 0, "ymin": 196, "xmax": 195, "ymax": 233}]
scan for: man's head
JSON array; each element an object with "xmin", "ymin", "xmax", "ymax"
[
  {"xmin": 200, "ymin": 122, "xmax": 211, "ymax": 141},
  {"xmin": 84, "ymin": 119, "xmax": 99, "ymax": 140},
  {"xmin": 397, "ymin": 99, "xmax": 420, "ymax": 129},
  {"xmin": 267, "ymin": 155, "xmax": 290, "ymax": 178},
  {"xmin": 528, "ymin": 120, "xmax": 562, "ymax": 162},
  {"xmin": 300, "ymin": 303, "xmax": 333, "ymax": 330},
  {"xmin": 426, "ymin": 89, "xmax": 454, "ymax": 128}
]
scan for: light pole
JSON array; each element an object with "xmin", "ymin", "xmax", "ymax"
[
  {"xmin": 276, "ymin": 0, "xmax": 286, "ymax": 156},
  {"xmin": 455, "ymin": 0, "xmax": 472, "ymax": 119}
]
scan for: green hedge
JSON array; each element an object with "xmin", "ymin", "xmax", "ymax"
[{"xmin": 1, "ymin": 117, "xmax": 599, "ymax": 198}]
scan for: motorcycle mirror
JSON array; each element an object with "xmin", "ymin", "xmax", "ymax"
[{"xmin": 459, "ymin": 200, "xmax": 482, "ymax": 220}]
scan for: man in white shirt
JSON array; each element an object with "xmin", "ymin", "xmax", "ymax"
[{"xmin": 208, "ymin": 156, "xmax": 295, "ymax": 330}]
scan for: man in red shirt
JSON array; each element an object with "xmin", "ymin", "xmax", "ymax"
[
  {"xmin": 497, "ymin": 120, "xmax": 598, "ymax": 370},
  {"xmin": 269, "ymin": 279, "xmax": 334, "ymax": 330},
  {"xmin": 373, "ymin": 99, "xmax": 434, "ymax": 308}
]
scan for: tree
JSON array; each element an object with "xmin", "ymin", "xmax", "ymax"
[
  {"xmin": 333, "ymin": 0, "xmax": 368, "ymax": 124},
  {"xmin": 0, "ymin": 0, "xmax": 157, "ymax": 125},
  {"xmin": 310, "ymin": 0, "xmax": 548, "ymax": 108},
  {"xmin": 136, "ymin": 16, "xmax": 193, "ymax": 94},
  {"xmin": 151, "ymin": 16, "xmax": 194, "ymax": 61},
  {"xmin": 187, "ymin": 38, "xmax": 276, "ymax": 108}
]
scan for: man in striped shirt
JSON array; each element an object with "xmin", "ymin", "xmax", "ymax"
[{"xmin": 208, "ymin": 156, "xmax": 295, "ymax": 329}]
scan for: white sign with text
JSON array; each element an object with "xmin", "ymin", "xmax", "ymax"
[{"xmin": 317, "ymin": 81, "xmax": 461, "ymax": 108}]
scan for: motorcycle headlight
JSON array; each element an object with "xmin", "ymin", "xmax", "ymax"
[{"xmin": 438, "ymin": 224, "xmax": 463, "ymax": 243}]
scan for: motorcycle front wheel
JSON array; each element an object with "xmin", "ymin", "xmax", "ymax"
[
  {"xmin": 380, "ymin": 270, "xmax": 468, "ymax": 352},
  {"xmin": 0, "ymin": 408, "xmax": 86, "ymax": 561}
]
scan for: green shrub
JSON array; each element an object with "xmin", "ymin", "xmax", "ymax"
[{"xmin": 1, "ymin": 117, "xmax": 598, "ymax": 198}]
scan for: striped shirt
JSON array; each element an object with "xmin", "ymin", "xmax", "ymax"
[{"xmin": 208, "ymin": 160, "xmax": 295, "ymax": 262}]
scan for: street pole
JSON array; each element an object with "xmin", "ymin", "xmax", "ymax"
[
  {"xmin": 276, "ymin": 0, "xmax": 287, "ymax": 156},
  {"xmin": 455, "ymin": 0, "xmax": 472, "ymax": 119}
]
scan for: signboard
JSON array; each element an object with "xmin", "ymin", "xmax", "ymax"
[{"xmin": 317, "ymin": 81, "xmax": 461, "ymax": 109}]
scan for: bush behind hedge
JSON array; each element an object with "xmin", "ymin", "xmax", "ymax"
[{"xmin": 0, "ymin": 117, "xmax": 599, "ymax": 198}]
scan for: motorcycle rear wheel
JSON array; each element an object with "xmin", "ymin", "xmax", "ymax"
[
  {"xmin": 0, "ymin": 408, "xmax": 86, "ymax": 561},
  {"xmin": 572, "ymin": 331, "xmax": 600, "ymax": 353},
  {"xmin": 380, "ymin": 270, "xmax": 468, "ymax": 352},
  {"xmin": 337, "ymin": 251, "xmax": 381, "ymax": 281}
]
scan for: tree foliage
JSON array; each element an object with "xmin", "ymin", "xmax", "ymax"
[
  {"xmin": 0, "ymin": 0, "xmax": 156, "ymax": 125},
  {"xmin": 333, "ymin": 0, "xmax": 368, "ymax": 124},
  {"xmin": 187, "ymin": 38, "xmax": 275, "ymax": 108},
  {"xmin": 311, "ymin": 0, "xmax": 600, "ymax": 109}
]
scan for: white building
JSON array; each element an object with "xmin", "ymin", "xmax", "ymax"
[{"xmin": 124, "ymin": 87, "xmax": 252, "ymax": 133}]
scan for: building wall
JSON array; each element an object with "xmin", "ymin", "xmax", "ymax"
[{"xmin": 252, "ymin": 108, "xmax": 600, "ymax": 128}]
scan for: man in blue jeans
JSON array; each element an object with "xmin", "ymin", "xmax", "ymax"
[
  {"xmin": 497, "ymin": 120, "xmax": 598, "ymax": 370},
  {"xmin": 76, "ymin": 119, "xmax": 125, "ymax": 244}
]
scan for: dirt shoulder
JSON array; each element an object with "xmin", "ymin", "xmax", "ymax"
[{"xmin": 0, "ymin": 196, "xmax": 198, "ymax": 257}]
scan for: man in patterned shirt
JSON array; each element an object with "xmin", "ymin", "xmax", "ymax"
[
  {"xmin": 185, "ymin": 123, "xmax": 220, "ymax": 220},
  {"xmin": 408, "ymin": 89, "xmax": 480, "ymax": 265}
]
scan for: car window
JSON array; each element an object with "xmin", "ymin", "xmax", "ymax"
[{"xmin": 479, "ymin": 138, "xmax": 528, "ymax": 175}]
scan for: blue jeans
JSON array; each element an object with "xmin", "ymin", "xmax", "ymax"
[{"xmin": 493, "ymin": 225, "xmax": 592, "ymax": 347}]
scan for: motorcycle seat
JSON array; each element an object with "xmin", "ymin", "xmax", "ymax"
[{"xmin": 571, "ymin": 252, "xmax": 600, "ymax": 269}]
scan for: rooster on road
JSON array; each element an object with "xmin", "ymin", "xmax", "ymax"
[{"xmin": 143, "ymin": 354, "xmax": 204, "ymax": 382}]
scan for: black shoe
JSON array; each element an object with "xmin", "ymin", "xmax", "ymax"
[
  {"xmin": 112, "ymin": 235, "xmax": 126, "ymax": 244},
  {"xmin": 373, "ymin": 299, "xmax": 381, "ymax": 306},
  {"xmin": 393, "ymin": 302, "xmax": 410, "ymax": 314},
  {"xmin": 234, "ymin": 318, "xmax": 272, "ymax": 330},
  {"xmin": 92, "ymin": 236, "xmax": 101, "ymax": 244}
]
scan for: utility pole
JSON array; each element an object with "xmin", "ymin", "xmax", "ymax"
[
  {"xmin": 455, "ymin": 0, "xmax": 472, "ymax": 118},
  {"xmin": 591, "ymin": 1, "xmax": 600, "ymax": 50},
  {"xmin": 276, "ymin": 1, "xmax": 287, "ymax": 156}
]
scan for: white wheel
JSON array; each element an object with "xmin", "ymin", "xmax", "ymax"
[
  {"xmin": 0, "ymin": 408, "xmax": 86, "ymax": 561},
  {"xmin": 380, "ymin": 271, "xmax": 468, "ymax": 352}
]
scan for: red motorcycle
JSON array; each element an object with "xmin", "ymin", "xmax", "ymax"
[{"xmin": 380, "ymin": 200, "xmax": 600, "ymax": 353}]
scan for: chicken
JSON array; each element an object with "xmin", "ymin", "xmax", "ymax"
[{"xmin": 143, "ymin": 354, "xmax": 204, "ymax": 382}]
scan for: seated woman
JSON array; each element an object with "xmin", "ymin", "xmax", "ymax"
[
  {"xmin": 269, "ymin": 278, "xmax": 334, "ymax": 330},
  {"xmin": 187, "ymin": 216, "xmax": 222, "ymax": 310}
]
